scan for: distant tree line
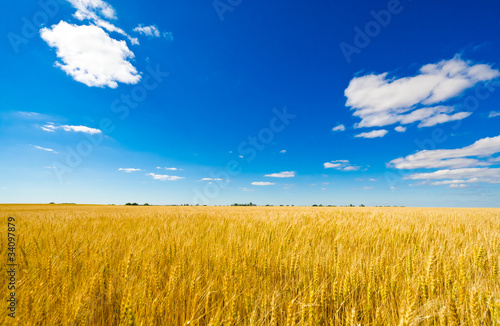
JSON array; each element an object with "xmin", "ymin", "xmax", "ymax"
[
  {"xmin": 48, "ymin": 202, "xmax": 404, "ymax": 207},
  {"xmin": 231, "ymin": 202, "xmax": 257, "ymax": 206}
]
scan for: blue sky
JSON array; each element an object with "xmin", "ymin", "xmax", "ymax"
[{"xmin": 1, "ymin": 0, "xmax": 500, "ymax": 206}]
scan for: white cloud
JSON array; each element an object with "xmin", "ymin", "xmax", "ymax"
[
  {"xmin": 251, "ymin": 182, "xmax": 275, "ymax": 186},
  {"xmin": 489, "ymin": 111, "xmax": 500, "ymax": 118},
  {"xmin": 40, "ymin": 21, "xmax": 141, "ymax": 88},
  {"xmin": 118, "ymin": 168, "xmax": 142, "ymax": 173},
  {"xmin": 62, "ymin": 125, "xmax": 102, "ymax": 134},
  {"xmin": 67, "ymin": 0, "xmax": 117, "ymax": 21},
  {"xmin": 201, "ymin": 178, "xmax": 223, "ymax": 181},
  {"xmin": 417, "ymin": 111, "xmax": 472, "ymax": 127},
  {"xmin": 133, "ymin": 24, "xmax": 160, "ymax": 37},
  {"xmin": 33, "ymin": 145, "xmax": 57, "ymax": 153},
  {"xmin": 332, "ymin": 124, "xmax": 345, "ymax": 132},
  {"xmin": 449, "ymin": 184, "xmax": 469, "ymax": 189},
  {"xmin": 389, "ymin": 135, "xmax": 500, "ymax": 170},
  {"xmin": 164, "ymin": 167, "xmax": 178, "ymax": 171},
  {"xmin": 19, "ymin": 111, "xmax": 42, "ymax": 118},
  {"xmin": 279, "ymin": 150, "xmax": 287, "ymax": 154},
  {"xmin": 395, "ymin": 126, "xmax": 406, "ymax": 132},
  {"xmin": 355, "ymin": 129, "xmax": 388, "ymax": 138},
  {"xmin": 239, "ymin": 187, "xmax": 254, "ymax": 192},
  {"xmin": 264, "ymin": 171, "xmax": 295, "ymax": 178},
  {"xmin": 41, "ymin": 124, "xmax": 57, "ymax": 132},
  {"xmin": 324, "ymin": 160, "xmax": 360, "ymax": 171},
  {"xmin": 65, "ymin": 0, "xmax": 132, "ymax": 38},
  {"xmin": 133, "ymin": 25, "xmax": 173, "ymax": 41},
  {"xmin": 390, "ymin": 135, "xmax": 500, "ymax": 186},
  {"xmin": 369, "ymin": 178, "xmax": 377, "ymax": 181},
  {"xmin": 405, "ymin": 168, "xmax": 500, "ymax": 184},
  {"xmin": 163, "ymin": 32, "xmax": 174, "ymax": 41},
  {"xmin": 41, "ymin": 123, "xmax": 101, "ymax": 134},
  {"xmin": 147, "ymin": 173, "xmax": 184, "ymax": 181},
  {"xmin": 345, "ymin": 56, "xmax": 499, "ymax": 129}
]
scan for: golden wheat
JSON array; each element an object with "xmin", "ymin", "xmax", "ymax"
[{"xmin": 1, "ymin": 205, "xmax": 500, "ymax": 325}]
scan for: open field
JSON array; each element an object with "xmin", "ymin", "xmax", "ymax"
[{"xmin": 1, "ymin": 205, "xmax": 500, "ymax": 325}]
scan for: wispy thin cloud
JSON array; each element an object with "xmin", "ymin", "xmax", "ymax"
[
  {"xmin": 147, "ymin": 173, "xmax": 184, "ymax": 181},
  {"xmin": 251, "ymin": 182, "xmax": 275, "ymax": 186},
  {"xmin": 390, "ymin": 135, "xmax": 500, "ymax": 186},
  {"xmin": 264, "ymin": 171, "xmax": 295, "ymax": 178},
  {"xmin": 324, "ymin": 160, "xmax": 360, "ymax": 171},
  {"xmin": 332, "ymin": 124, "xmax": 345, "ymax": 132},
  {"xmin": 134, "ymin": 24, "xmax": 173, "ymax": 41},
  {"xmin": 118, "ymin": 168, "xmax": 142, "ymax": 173},
  {"xmin": 355, "ymin": 130, "xmax": 388, "ymax": 138},
  {"xmin": 133, "ymin": 24, "xmax": 160, "ymax": 37},
  {"xmin": 388, "ymin": 135, "xmax": 500, "ymax": 170},
  {"xmin": 41, "ymin": 124, "xmax": 102, "ymax": 134},
  {"xmin": 33, "ymin": 145, "xmax": 57, "ymax": 153}
]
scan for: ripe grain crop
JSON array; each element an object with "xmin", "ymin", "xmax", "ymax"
[{"xmin": 1, "ymin": 205, "xmax": 500, "ymax": 325}]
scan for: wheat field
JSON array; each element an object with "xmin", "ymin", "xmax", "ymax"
[{"xmin": 1, "ymin": 205, "xmax": 500, "ymax": 325}]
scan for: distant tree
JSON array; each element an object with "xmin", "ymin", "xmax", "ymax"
[
  {"xmin": 143, "ymin": 203, "xmax": 150, "ymax": 206},
  {"xmin": 359, "ymin": 204, "xmax": 365, "ymax": 207},
  {"xmin": 49, "ymin": 202, "xmax": 55, "ymax": 204},
  {"xmin": 312, "ymin": 204, "xmax": 318, "ymax": 207}
]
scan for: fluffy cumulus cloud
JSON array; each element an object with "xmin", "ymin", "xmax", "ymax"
[
  {"xmin": 395, "ymin": 126, "xmax": 406, "ymax": 132},
  {"xmin": 147, "ymin": 173, "xmax": 184, "ymax": 181},
  {"xmin": 251, "ymin": 182, "xmax": 275, "ymax": 186},
  {"xmin": 40, "ymin": 21, "xmax": 140, "ymax": 88},
  {"xmin": 264, "ymin": 171, "xmax": 295, "ymax": 178},
  {"xmin": 489, "ymin": 111, "xmax": 500, "ymax": 118},
  {"xmin": 201, "ymin": 178, "xmax": 223, "ymax": 181},
  {"xmin": 345, "ymin": 56, "xmax": 499, "ymax": 132},
  {"xmin": 389, "ymin": 135, "xmax": 500, "ymax": 187},
  {"xmin": 118, "ymin": 168, "xmax": 142, "ymax": 173},
  {"xmin": 355, "ymin": 129, "xmax": 388, "ymax": 138},
  {"xmin": 41, "ymin": 123, "xmax": 101, "ymax": 134},
  {"xmin": 323, "ymin": 160, "xmax": 360, "ymax": 171},
  {"xmin": 332, "ymin": 124, "xmax": 345, "ymax": 132}
]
